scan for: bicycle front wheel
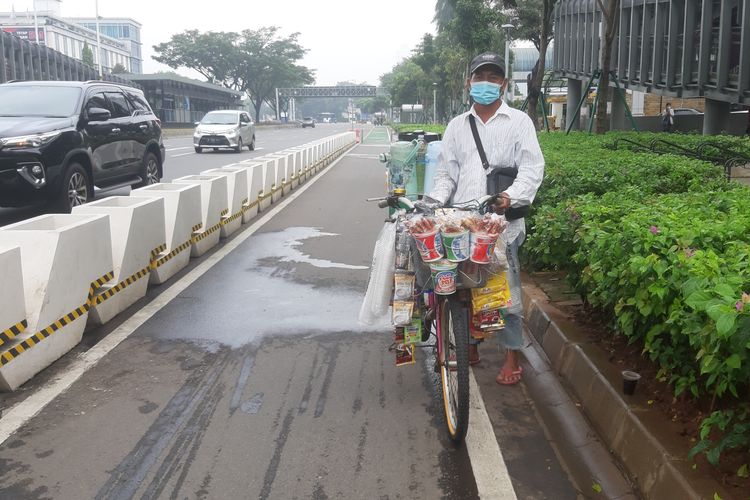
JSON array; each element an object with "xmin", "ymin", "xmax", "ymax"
[{"xmin": 438, "ymin": 297, "xmax": 470, "ymax": 444}]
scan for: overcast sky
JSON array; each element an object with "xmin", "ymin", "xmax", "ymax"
[{"xmin": 1, "ymin": 0, "xmax": 438, "ymax": 85}]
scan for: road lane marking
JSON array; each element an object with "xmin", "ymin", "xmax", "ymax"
[
  {"xmin": 171, "ymin": 152, "xmax": 194, "ymax": 158},
  {"xmin": 466, "ymin": 370, "xmax": 518, "ymax": 500},
  {"xmin": 166, "ymin": 147, "xmax": 192, "ymax": 152},
  {"xmin": 0, "ymin": 143, "xmax": 352, "ymax": 446}
]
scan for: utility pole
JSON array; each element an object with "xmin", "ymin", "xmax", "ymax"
[
  {"xmin": 95, "ymin": 0, "xmax": 103, "ymax": 77},
  {"xmin": 502, "ymin": 24, "xmax": 515, "ymax": 103}
]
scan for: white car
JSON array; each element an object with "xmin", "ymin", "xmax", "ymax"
[{"xmin": 194, "ymin": 110, "xmax": 255, "ymax": 153}]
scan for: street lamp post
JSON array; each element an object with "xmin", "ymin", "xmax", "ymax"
[
  {"xmin": 501, "ymin": 23, "xmax": 514, "ymax": 104},
  {"xmin": 432, "ymin": 83, "xmax": 437, "ymax": 124},
  {"xmin": 95, "ymin": 0, "xmax": 103, "ymax": 78}
]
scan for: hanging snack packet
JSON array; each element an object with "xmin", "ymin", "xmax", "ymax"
[
  {"xmin": 404, "ymin": 318, "xmax": 422, "ymax": 345},
  {"xmin": 393, "ymin": 272, "xmax": 416, "ymax": 301},
  {"xmin": 392, "ymin": 300, "xmax": 414, "ymax": 326},
  {"xmin": 395, "ymin": 344, "xmax": 415, "ymax": 366}
]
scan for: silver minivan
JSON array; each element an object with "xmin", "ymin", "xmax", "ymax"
[{"xmin": 194, "ymin": 110, "xmax": 255, "ymax": 153}]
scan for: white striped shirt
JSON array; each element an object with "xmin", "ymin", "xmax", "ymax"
[{"xmin": 429, "ymin": 101, "xmax": 545, "ymax": 242}]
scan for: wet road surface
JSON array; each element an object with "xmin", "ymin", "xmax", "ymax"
[{"xmin": 0, "ymin": 131, "xmax": 482, "ymax": 499}]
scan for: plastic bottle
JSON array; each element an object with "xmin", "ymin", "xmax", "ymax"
[
  {"xmin": 423, "ymin": 140, "xmax": 442, "ymax": 195},
  {"xmin": 406, "ymin": 136, "xmax": 425, "ymax": 196}
]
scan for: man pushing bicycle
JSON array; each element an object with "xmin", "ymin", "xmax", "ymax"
[{"xmin": 429, "ymin": 52, "xmax": 545, "ymax": 386}]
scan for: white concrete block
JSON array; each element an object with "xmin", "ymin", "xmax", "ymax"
[
  {"xmin": 0, "ymin": 246, "xmax": 26, "ymax": 351},
  {"xmin": 73, "ymin": 196, "xmax": 165, "ymax": 325},
  {"xmin": 258, "ymin": 158, "xmax": 276, "ymax": 211},
  {"xmin": 269, "ymin": 153, "xmax": 292, "ymax": 195},
  {"xmin": 202, "ymin": 166, "xmax": 249, "ymax": 234},
  {"xmin": 286, "ymin": 149, "xmax": 302, "ymax": 187},
  {"xmin": 243, "ymin": 162, "xmax": 264, "ymax": 221},
  {"xmin": 173, "ymin": 175, "xmax": 228, "ymax": 257},
  {"xmin": 130, "ymin": 182, "xmax": 201, "ymax": 285},
  {"xmin": 0, "ymin": 213, "xmax": 112, "ymax": 390}
]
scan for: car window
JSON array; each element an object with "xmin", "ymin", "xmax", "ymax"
[
  {"xmin": 201, "ymin": 112, "xmax": 239, "ymax": 125},
  {"xmin": 126, "ymin": 91, "xmax": 152, "ymax": 116},
  {"xmin": 85, "ymin": 92, "xmax": 109, "ymax": 113},
  {"xmin": 0, "ymin": 86, "xmax": 82, "ymax": 117},
  {"xmin": 105, "ymin": 91, "xmax": 132, "ymax": 119},
  {"xmin": 240, "ymin": 113, "xmax": 250, "ymax": 123}
]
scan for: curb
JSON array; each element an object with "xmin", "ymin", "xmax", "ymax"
[{"xmin": 520, "ymin": 276, "xmax": 733, "ymax": 500}]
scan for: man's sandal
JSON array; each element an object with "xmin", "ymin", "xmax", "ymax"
[{"xmin": 496, "ymin": 366, "xmax": 523, "ymax": 385}]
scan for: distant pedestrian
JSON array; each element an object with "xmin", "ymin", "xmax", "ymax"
[{"xmin": 662, "ymin": 103, "xmax": 674, "ymax": 132}]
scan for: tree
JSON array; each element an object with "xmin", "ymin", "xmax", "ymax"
[
  {"xmin": 501, "ymin": 0, "xmax": 558, "ymax": 129},
  {"xmin": 153, "ymin": 27, "xmax": 314, "ymax": 121},
  {"xmin": 111, "ymin": 63, "xmax": 127, "ymax": 74},
  {"xmin": 82, "ymin": 41, "xmax": 94, "ymax": 67},
  {"xmin": 595, "ymin": 0, "xmax": 620, "ymax": 134}
]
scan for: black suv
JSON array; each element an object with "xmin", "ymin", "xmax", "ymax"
[{"xmin": 0, "ymin": 80, "xmax": 165, "ymax": 212}]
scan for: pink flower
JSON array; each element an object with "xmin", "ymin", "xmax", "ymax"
[
  {"xmin": 736, "ymin": 301, "xmax": 744, "ymax": 312},
  {"xmin": 683, "ymin": 247, "xmax": 696, "ymax": 258},
  {"xmin": 649, "ymin": 226, "xmax": 660, "ymax": 235}
]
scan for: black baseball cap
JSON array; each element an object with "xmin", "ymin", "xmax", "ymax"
[{"xmin": 470, "ymin": 52, "xmax": 505, "ymax": 76}]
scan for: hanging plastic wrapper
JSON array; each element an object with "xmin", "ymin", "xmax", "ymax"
[{"xmin": 359, "ymin": 222, "xmax": 396, "ymax": 325}]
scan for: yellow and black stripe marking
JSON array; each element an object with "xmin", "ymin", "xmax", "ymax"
[
  {"xmin": 150, "ymin": 243, "xmax": 167, "ymax": 260},
  {"xmin": 0, "ymin": 272, "xmax": 114, "ymax": 367},
  {"xmin": 92, "ymin": 267, "xmax": 150, "ymax": 305},
  {"xmin": 221, "ymin": 210, "xmax": 243, "ymax": 226},
  {"xmin": 242, "ymin": 199, "xmax": 259, "ymax": 212},
  {"xmin": 88, "ymin": 271, "xmax": 115, "ymax": 302},
  {"xmin": 192, "ymin": 221, "xmax": 222, "ymax": 243},
  {"xmin": 0, "ymin": 320, "xmax": 27, "ymax": 347},
  {"xmin": 152, "ymin": 239, "xmax": 192, "ymax": 268},
  {"xmin": 220, "ymin": 208, "xmax": 229, "ymax": 217},
  {"xmin": 192, "ymin": 223, "xmax": 203, "ymax": 232}
]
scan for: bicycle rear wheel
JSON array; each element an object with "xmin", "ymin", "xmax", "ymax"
[{"xmin": 438, "ymin": 297, "xmax": 470, "ymax": 444}]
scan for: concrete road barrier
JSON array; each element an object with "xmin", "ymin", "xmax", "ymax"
[
  {"xmin": 290, "ymin": 147, "xmax": 309, "ymax": 183},
  {"xmin": 258, "ymin": 158, "xmax": 275, "ymax": 211},
  {"xmin": 0, "ymin": 246, "xmax": 26, "ymax": 354},
  {"xmin": 173, "ymin": 175, "xmax": 229, "ymax": 257},
  {"xmin": 263, "ymin": 156, "xmax": 284, "ymax": 203},
  {"xmin": 286, "ymin": 149, "xmax": 302, "ymax": 188},
  {"xmin": 242, "ymin": 163, "xmax": 263, "ymax": 222},
  {"xmin": 269, "ymin": 153, "xmax": 293, "ymax": 196},
  {"xmin": 201, "ymin": 166, "xmax": 249, "ymax": 236},
  {"xmin": 73, "ymin": 196, "xmax": 166, "ymax": 325},
  {"xmin": 130, "ymin": 183, "xmax": 202, "ymax": 285},
  {"xmin": 0, "ymin": 213, "xmax": 112, "ymax": 391}
]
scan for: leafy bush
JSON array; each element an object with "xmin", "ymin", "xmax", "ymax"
[{"xmin": 528, "ymin": 131, "xmax": 750, "ymax": 468}]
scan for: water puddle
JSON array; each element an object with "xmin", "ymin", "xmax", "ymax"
[{"xmin": 150, "ymin": 227, "xmax": 390, "ymax": 348}]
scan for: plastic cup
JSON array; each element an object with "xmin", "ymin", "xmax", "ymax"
[
  {"xmin": 622, "ymin": 371, "xmax": 641, "ymax": 395},
  {"xmin": 469, "ymin": 232, "xmax": 499, "ymax": 264},
  {"xmin": 429, "ymin": 260, "xmax": 458, "ymax": 295},
  {"xmin": 441, "ymin": 229, "xmax": 470, "ymax": 262},
  {"xmin": 413, "ymin": 228, "xmax": 443, "ymax": 262}
]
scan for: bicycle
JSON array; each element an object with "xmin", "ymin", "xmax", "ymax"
[{"xmin": 368, "ymin": 191, "xmax": 502, "ymax": 444}]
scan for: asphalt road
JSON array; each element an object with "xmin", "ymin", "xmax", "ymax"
[
  {"xmin": 0, "ymin": 128, "xmax": 580, "ymax": 499},
  {"xmin": 0, "ymin": 130, "xmax": 483, "ymax": 499},
  {"xmin": 0, "ymin": 123, "xmax": 355, "ymax": 227}
]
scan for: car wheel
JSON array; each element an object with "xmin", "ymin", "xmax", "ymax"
[
  {"xmin": 195, "ymin": 146, "xmax": 202, "ymax": 153},
  {"xmin": 249, "ymin": 135, "xmax": 255, "ymax": 151},
  {"xmin": 135, "ymin": 152, "xmax": 161, "ymax": 188},
  {"xmin": 54, "ymin": 163, "xmax": 91, "ymax": 213},
  {"xmin": 235, "ymin": 137, "xmax": 243, "ymax": 153}
]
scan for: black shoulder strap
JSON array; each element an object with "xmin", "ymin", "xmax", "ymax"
[{"xmin": 468, "ymin": 115, "xmax": 490, "ymax": 170}]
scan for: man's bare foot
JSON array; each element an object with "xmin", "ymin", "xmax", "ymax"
[{"xmin": 496, "ymin": 350, "xmax": 522, "ymax": 385}]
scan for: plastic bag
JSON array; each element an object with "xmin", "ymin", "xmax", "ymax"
[{"xmin": 359, "ymin": 222, "xmax": 397, "ymax": 325}]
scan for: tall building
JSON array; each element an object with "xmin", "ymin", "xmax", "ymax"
[
  {"xmin": 0, "ymin": 0, "xmax": 138, "ymax": 75},
  {"xmin": 553, "ymin": 0, "xmax": 748, "ymax": 135},
  {"xmin": 70, "ymin": 17, "xmax": 142, "ymax": 74}
]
